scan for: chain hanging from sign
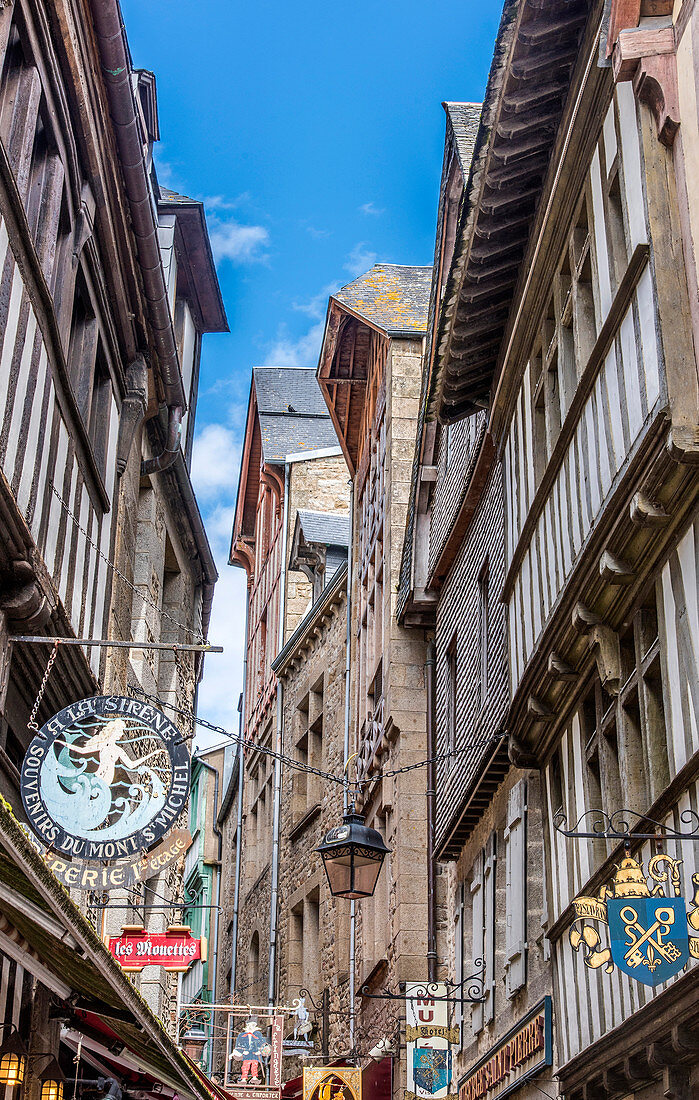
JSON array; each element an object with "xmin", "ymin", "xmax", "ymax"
[
  {"xmin": 553, "ymin": 807, "xmax": 699, "ymax": 842},
  {"xmin": 21, "ymin": 695, "xmax": 190, "ymax": 863},
  {"xmin": 569, "ymin": 851, "xmax": 699, "ymax": 987}
]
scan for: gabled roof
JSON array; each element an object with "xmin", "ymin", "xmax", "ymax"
[
  {"xmin": 296, "ymin": 510, "xmax": 350, "ymax": 548},
  {"xmin": 230, "ymin": 368, "xmax": 340, "ymax": 561},
  {"xmin": 444, "ymin": 102, "xmax": 481, "ymax": 181},
  {"xmin": 428, "ymin": 0, "xmax": 591, "ymax": 422},
  {"xmin": 333, "ymin": 264, "xmax": 432, "ymax": 336},
  {"xmin": 157, "ymin": 188, "xmax": 228, "ymax": 333},
  {"xmin": 255, "ymin": 367, "xmax": 339, "ymax": 463}
]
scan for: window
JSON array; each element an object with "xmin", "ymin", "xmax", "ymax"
[
  {"xmin": 582, "ymin": 596, "xmax": 668, "ymax": 856},
  {"xmin": 67, "ymin": 269, "xmax": 113, "ymax": 480},
  {"xmin": 504, "ymin": 781, "xmax": 526, "ymax": 997},
  {"xmin": 293, "ymin": 681, "xmax": 323, "ymax": 826},
  {"xmin": 528, "ymin": 195, "xmax": 598, "ymax": 481},
  {"xmin": 478, "ymin": 564, "xmax": 489, "ymax": 711},
  {"xmin": 471, "ymin": 833, "xmax": 496, "ymax": 1034}
]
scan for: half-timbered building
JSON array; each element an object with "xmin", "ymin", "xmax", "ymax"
[
  {"xmin": 426, "ymin": 1, "xmax": 699, "ymax": 1098},
  {"xmin": 399, "ymin": 99, "xmax": 555, "ymax": 1100},
  {"xmin": 0, "ymin": 0, "xmax": 226, "ymax": 1058}
]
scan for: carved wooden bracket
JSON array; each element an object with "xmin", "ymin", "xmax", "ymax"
[
  {"xmin": 599, "ymin": 549, "xmax": 635, "ymax": 584},
  {"xmin": 0, "ymin": 560, "xmax": 49, "ymax": 631},
  {"xmin": 571, "ymin": 603, "xmax": 622, "ymax": 694},
  {"xmin": 508, "ymin": 735, "xmax": 540, "ymax": 770},
  {"xmin": 116, "ymin": 355, "xmax": 148, "ymax": 476},
  {"xmin": 612, "ymin": 25, "xmax": 680, "ymax": 146},
  {"xmin": 630, "ymin": 490, "xmax": 669, "ymax": 526},
  {"xmin": 547, "ymin": 651, "xmax": 578, "ymax": 681}
]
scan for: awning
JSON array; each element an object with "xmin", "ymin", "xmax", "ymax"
[{"xmin": 0, "ymin": 800, "xmax": 211, "ymax": 1100}]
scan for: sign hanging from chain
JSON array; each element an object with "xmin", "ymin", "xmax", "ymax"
[
  {"xmin": 405, "ymin": 982, "xmax": 457, "ymax": 1100},
  {"xmin": 21, "ymin": 695, "xmax": 190, "ymax": 861},
  {"xmin": 108, "ymin": 923, "xmax": 202, "ymax": 972}
]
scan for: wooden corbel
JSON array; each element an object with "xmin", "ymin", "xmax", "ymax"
[
  {"xmin": 630, "ymin": 490, "xmax": 669, "ymax": 526},
  {"xmin": 527, "ymin": 695, "xmax": 554, "ymax": 722},
  {"xmin": 0, "ymin": 560, "xmax": 50, "ymax": 631},
  {"xmin": 116, "ymin": 355, "xmax": 148, "ymax": 475},
  {"xmin": 599, "ymin": 550, "xmax": 635, "ymax": 585},
  {"xmin": 508, "ymin": 735, "xmax": 540, "ymax": 770},
  {"xmin": 612, "ymin": 24, "xmax": 679, "ymax": 146},
  {"xmin": 547, "ymin": 652, "xmax": 578, "ymax": 681},
  {"xmin": 571, "ymin": 603, "xmax": 622, "ymax": 695}
]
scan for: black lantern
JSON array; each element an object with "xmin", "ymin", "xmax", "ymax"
[
  {"xmin": 0, "ymin": 1027, "xmax": 28, "ymax": 1087},
  {"xmin": 316, "ymin": 809, "xmax": 390, "ymax": 899},
  {"xmin": 38, "ymin": 1056, "xmax": 65, "ymax": 1100}
]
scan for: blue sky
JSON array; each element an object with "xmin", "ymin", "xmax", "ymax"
[{"xmin": 121, "ymin": 0, "xmax": 502, "ymax": 740}]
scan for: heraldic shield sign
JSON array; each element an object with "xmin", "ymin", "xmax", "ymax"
[
  {"xmin": 20, "ymin": 696, "xmax": 190, "ymax": 861},
  {"xmin": 570, "ymin": 852, "xmax": 699, "ymax": 988},
  {"xmin": 413, "ymin": 1050, "xmax": 451, "ymax": 1096}
]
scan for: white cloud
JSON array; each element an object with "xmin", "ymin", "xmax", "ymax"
[
  {"xmin": 344, "ymin": 242, "xmax": 378, "ymax": 278},
  {"xmin": 292, "ymin": 281, "xmax": 338, "ymax": 321},
  {"xmin": 191, "ymin": 423, "xmax": 240, "ymax": 499},
  {"xmin": 359, "ymin": 201, "xmax": 384, "ymax": 216},
  {"xmin": 266, "ymin": 320, "xmax": 325, "ymax": 367},
  {"xmin": 209, "ymin": 219, "xmax": 269, "ymax": 264}
]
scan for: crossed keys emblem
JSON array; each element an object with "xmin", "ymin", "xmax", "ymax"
[
  {"xmin": 570, "ymin": 854, "xmax": 698, "ymax": 988},
  {"xmin": 616, "ymin": 903, "xmax": 683, "ymax": 972}
]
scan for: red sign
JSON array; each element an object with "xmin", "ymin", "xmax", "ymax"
[{"xmin": 108, "ymin": 924, "xmax": 202, "ymax": 972}]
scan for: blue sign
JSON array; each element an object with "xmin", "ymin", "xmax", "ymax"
[
  {"xmin": 413, "ymin": 1050, "xmax": 451, "ymax": 1095},
  {"xmin": 607, "ymin": 896, "xmax": 688, "ymax": 987}
]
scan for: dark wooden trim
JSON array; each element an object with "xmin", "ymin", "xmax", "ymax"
[
  {"xmin": 502, "ymin": 242, "xmax": 650, "ymax": 603},
  {"xmin": 0, "ymin": 137, "xmax": 110, "ymax": 512},
  {"xmin": 427, "ymin": 424, "xmax": 492, "ymax": 590}
]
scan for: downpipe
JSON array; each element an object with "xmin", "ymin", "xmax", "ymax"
[
  {"xmin": 142, "ymin": 404, "xmax": 183, "ymax": 476},
  {"xmin": 426, "ymin": 640, "xmax": 437, "ymax": 982},
  {"xmin": 230, "ymin": 603, "xmax": 248, "ymax": 999},
  {"xmin": 342, "ymin": 482, "xmax": 356, "ymax": 1052},
  {"xmin": 268, "ymin": 461, "xmax": 290, "ymax": 1007}
]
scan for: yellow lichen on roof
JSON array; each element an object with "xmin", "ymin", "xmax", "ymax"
[{"xmin": 334, "ymin": 263, "xmax": 431, "ymax": 334}]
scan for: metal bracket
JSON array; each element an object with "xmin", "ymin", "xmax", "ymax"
[
  {"xmin": 358, "ymin": 974, "xmax": 485, "ymax": 1005},
  {"xmin": 553, "ymin": 808, "xmax": 699, "ymax": 842}
]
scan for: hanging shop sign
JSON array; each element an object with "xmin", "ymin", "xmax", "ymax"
[
  {"xmin": 405, "ymin": 983, "xmax": 456, "ymax": 1100},
  {"xmin": 225, "ymin": 1012, "xmax": 284, "ymax": 1099},
  {"xmin": 303, "ymin": 1067, "xmax": 362, "ymax": 1100},
  {"xmin": 569, "ymin": 853, "xmax": 699, "ymax": 987},
  {"xmin": 458, "ymin": 999, "xmax": 552, "ymax": 1100},
  {"xmin": 108, "ymin": 924, "xmax": 202, "ymax": 972},
  {"xmin": 39, "ymin": 829, "xmax": 192, "ymax": 890},
  {"xmin": 21, "ymin": 696, "xmax": 190, "ymax": 861}
]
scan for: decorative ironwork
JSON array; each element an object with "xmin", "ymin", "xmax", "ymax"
[
  {"xmin": 553, "ymin": 808, "xmax": 699, "ymax": 842},
  {"xmin": 358, "ymin": 970, "xmax": 485, "ymax": 1005}
]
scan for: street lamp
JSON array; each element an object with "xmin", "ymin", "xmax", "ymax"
[
  {"xmin": 316, "ymin": 809, "xmax": 390, "ymax": 899},
  {"xmin": 0, "ymin": 1026, "xmax": 28, "ymax": 1087}
]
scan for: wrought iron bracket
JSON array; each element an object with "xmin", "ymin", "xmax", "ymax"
[
  {"xmin": 358, "ymin": 975, "xmax": 485, "ymax": 1005},
  {"xmin": 553, "ymin": 808, "xmax": 699, "ymax": 842}
]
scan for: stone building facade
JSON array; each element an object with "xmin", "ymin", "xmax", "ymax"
[
  {"xmin": 0, "ymin": 0, "xmax": 225, "ymax": 1079},
  {"xmin": 317, "ymin": 264, "xmax": 433, "ymax": 1094},
  {"xmin": 272, "ymin": 562, "xmax": 350, "ymax": 1061},
  {"xmin": 220, "ymin": 369, "xmax": 349, "ymax": 1032},
  {"xmin": 416, "ymin": 1, "xmax": 699, "ymax": 1099}
]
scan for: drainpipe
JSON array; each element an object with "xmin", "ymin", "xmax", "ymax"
[
  {"xmin": 230, "ymin": 623, "xmax": 247, "ymax": 1001},
  {"xmin": 142, "ymin": 404, "xmax": 183, "ymax": 475},
  {"xmin": 268, "ymin": 461, "xmax": 290, "ymax": 1008},
  {"xmin": 425, "ymin": 640, "xmax": 437, "ymax": 982},
  {"xmin": 342, "ymin": 482, "xmax": 356, "ymax": 1051},
  {"xmin": 88, "ymin": 0, "xmax": 187, "ymax": 476},
  {"xmin": 196, "ymin": 757, "xmax": 222, "ymax": 1073}
]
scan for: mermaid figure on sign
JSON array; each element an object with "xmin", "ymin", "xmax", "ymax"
[{"xmin": 41, "ymin": 716, "xmax": 169, "ymax": 839}]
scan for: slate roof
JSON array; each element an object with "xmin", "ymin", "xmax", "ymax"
[
  {"xmin": 254, "ymin": 366, "xmax": 339, "ymax": 462},
  {"xmin": 444, "ymin": 102, "xmax": 481, "ymax": 182},
  {"xmin": 297, "ymin": 509, "xmax": 350, "ymax": 547},
  {"xmin": 333, "ymin": 264, "xmax": 432, "ymax": 336},
  {"xmin": 158, "ymin": 185, "xmax": 198, "ymax": 204}
]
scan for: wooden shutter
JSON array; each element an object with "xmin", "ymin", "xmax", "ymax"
[
  {"xmin": 455, "ymin": 881, "xmax": 464, "ymax": 1046},
  {"xmin": 470, "ymin": 851, "xmax": 484, "ymax": 1034},
  {"xmin": 483, "ymin": 833, "xmax": 496, "ymax": 1025},
  {"xmin": 505, "ymin": 780, "xmax": 527, "ymax": 997}
]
